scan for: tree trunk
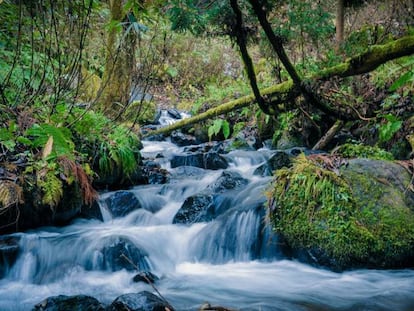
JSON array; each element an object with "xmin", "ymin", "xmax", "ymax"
[
  {"xmin": 143, "ymin": 35, "xmax": 414, "ymax": 138},
  {"xmin": 100, "ymin": 0, "xmax": 136, "ymax": 116},
  {"xmin": 336, "ymin": 0, "xmax": 345, "ymax": 50}
]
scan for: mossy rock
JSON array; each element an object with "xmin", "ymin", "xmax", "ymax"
[{"xmin": 267, "ymin": 154, "xmax": 414, "ymax": 270}]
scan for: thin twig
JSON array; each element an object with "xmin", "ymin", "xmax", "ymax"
[{"xmin": 120, "ymin": 253, "xmax": 174, "ymax": 310}]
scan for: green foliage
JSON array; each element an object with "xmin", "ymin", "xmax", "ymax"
[
  {"xmin": 276, "ymin": 0, "xmax": 334, "ymax": 45},
  {"xmin": 372, "ymin": 56, "xmax": 414, "ymax": 91},
  {"xmin": 333, "ymin": 143, "xmax": 394, "ymax": 160},
  {"xmin": 208, "ymin": 119, "xmax": 230, "ymax": 141},
  {"xmin": 37, "ymin": 168, "xmax": 64, "ymax": 208},
  {"xmin": 389, "ymin": 71, "xmax": 414, "ymax": 91},
  {"xmin": 0, "ymin": 122, "xmax": 18, "ymax": 152},
  {"xmin": 271, "ymin": 111, "xmax": 296, "ymax": 146},
  {"xmin": 168, "ymin": 0, "xmax": 206, "ymax": 34},
  {"xmin": 26, "ymin": 124, "xmax": 75, "ymax": 160},
  {"xmin": 378, "ymin": 114, "xmax": 403, "ymax": 144}
]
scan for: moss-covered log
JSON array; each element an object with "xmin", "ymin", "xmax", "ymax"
[{"xmin": 144, "ymin": 35, "xmax": 414, "ymax": 137}]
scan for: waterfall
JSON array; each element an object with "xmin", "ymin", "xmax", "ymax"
[{"xmin": 1, "ymin": 112, "xmax": 414, "ymax": 310}]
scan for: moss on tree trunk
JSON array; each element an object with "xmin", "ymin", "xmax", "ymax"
[{"xmin": 100, "ymin": 0, "xmax": 136, "ymax": 116}]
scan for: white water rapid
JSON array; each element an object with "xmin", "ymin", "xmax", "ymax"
[{"xmin": 1, "ymin": 122, "xmax": 414, "ymax": 310}]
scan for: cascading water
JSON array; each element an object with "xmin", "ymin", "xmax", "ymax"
[{"xmin": 1, "ymin": 113, "xmax": 414, "ymax": 311}]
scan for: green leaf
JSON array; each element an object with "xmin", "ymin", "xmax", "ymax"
[
  {"xmin": 389, "ymin": 71, "xmax": 413, "ymax": 91},
  {"xmin": 212, "ymin": 119, "xmax": 223, "ymax": 136},
  {"xmin": 165, "ymin": 66, "xmax": 178, "ymax": 78},
  {"xmin": 378, "ymin": 114, "xmax": 402, "ymax": 143},
  {"xmin": 222, "ymin": 120, "xmax": 230, "ymax": 139},
  {"xmin": 17, "ymin": 136, "xmax": 32, "ymax": 146}
]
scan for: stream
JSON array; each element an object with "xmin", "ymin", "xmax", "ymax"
[{"xmin": 1, "ymin": 114, "xmax": 414, "ymax": 310}]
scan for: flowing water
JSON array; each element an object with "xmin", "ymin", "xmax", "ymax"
[{"xmin": 1, "ymin": 118, "xmax": 414, "ymax": 310}]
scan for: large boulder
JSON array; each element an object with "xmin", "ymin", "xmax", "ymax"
[
  {"xmin": 33, "ymin": 295, "xmax": 105, "ymax": 311},
  {"xmin": 108, "ymin": 291, "xmax": 174, "ymax": 311},
  {"xmin": 267, "ymin": 155, "xmax": 414, "ymax": 270}
]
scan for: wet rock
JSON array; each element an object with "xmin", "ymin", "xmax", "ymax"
[
  {"xmin": 170, "ymin": 166, "xmax": 207, "ymax": 179},
  {"xmin": 231, "ymin": 129, "xmax": 262, "ymax": 150},
  {"xmin": 184, "ymin": 142, "xmax": 226, "ymax": 154},
  {"xmin": 170, "ymin": 131, "xmax": 198, "ymax": 146},
  {"xmin": 173, "ymin": 194, "xmax": 215, "ymax": 224},
  {"xmin": 33, "ymin": 295, "xmax": 105, "ymax": 311},
  {"xmin": 132, "ymin": 271, "xmax": 159, "ymax": 284},
  {"xmin": 170, "ymin": 152, "xmax": 228, "ymax": 170},
  {"xmin": 108, "ymin": 291, "xmax": 174, "ymax": 311},
  {"xmin": 0, "ymin": 179, "xmax": 88, "ymax": 234},
  {"xmin": 167, "ymin": 108, "xmax": 182, "ymax": 120},
  {"xmin": 80, "ymin": 201, "xmax": 103, "ymax": 221},
  {"xmin": 152, "ymin": 109, "xmax": 162, "ymax": 125},
  {"xmin": 254, "ymin": 151, "xmax": 291, "ymax": 176},
  {"xmin": 0, "ymin": 236, "xmax": 20, "ymax": 278},
  {"xmin": 101, "ymin": 237, "xmax": 150, "ymax": 272},
  {"xmin": 142, "ymin": 161, "xmax": 169, "ymax": 185},
  {"xmin": 104, "ymin": 191, "xmax": 142, "ymax": 218},
  {"xmin": 203, "ymin": 152, "xmax": 229, "ymax": 170},
  {"xmin": 207, "ymin": 171, "xmax": 249, "ymax": 193},
  {"xmin": 141, "ymin": 125, "xmax": 165, "ymax": 142}
]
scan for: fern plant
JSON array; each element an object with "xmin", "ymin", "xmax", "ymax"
[
  {"xmin": 208, "ymin": 118, "xmax": 230, "ymax": 141},
  {"xmin": 37, "ymin": 167, "xmax": 64, "ymax": 209},
  {"xmin": 26, "ymin": 123, "xmax": 75, "ymax": 160},
  {"xmin": 99, "ymin": 125, "xmax": 140, "ymax": 175}
]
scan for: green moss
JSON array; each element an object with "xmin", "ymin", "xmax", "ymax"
[
  {"xmin": 267, "ymin": 154, "xmax": 414, "ymax": 269},
  {"xmin": 122, "ymin": 100, "xmax": 157, "ymax": 125},
  {"xmin": 333, "ymin": 143, "xmax": 394, "ymax": 160}
]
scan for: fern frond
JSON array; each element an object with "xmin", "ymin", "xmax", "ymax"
[
  {"xmin": 76, "ymin": 165, "xmax": 97, "ymax": 205},
  {"xmin": 37, "ymin": 170, "xmax": 63, "ymax": 208},
  {"xmin": 27, "ymin": 124, "xmax": 75, "ymax": 159}
]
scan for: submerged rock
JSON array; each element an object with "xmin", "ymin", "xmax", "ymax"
[
  {"xmin": 267, "ymin": 155, "xmax": 414, "ymax": 270},
  {"xmin": 108, "ymin": 291, "xmax": 173, "ymax": 311},
  {"xmin": 33, "ymin": 295, "xmax": 105, "ymax": 311}
]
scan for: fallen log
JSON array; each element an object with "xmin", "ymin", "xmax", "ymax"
[{"xmin": 143, "ymin": 35, "xmax": 414, "ymax": 138}]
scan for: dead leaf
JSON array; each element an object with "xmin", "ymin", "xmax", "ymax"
[{"xmin": 42, "ymin": 136, "xmax": 54, "ymax": 159}]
